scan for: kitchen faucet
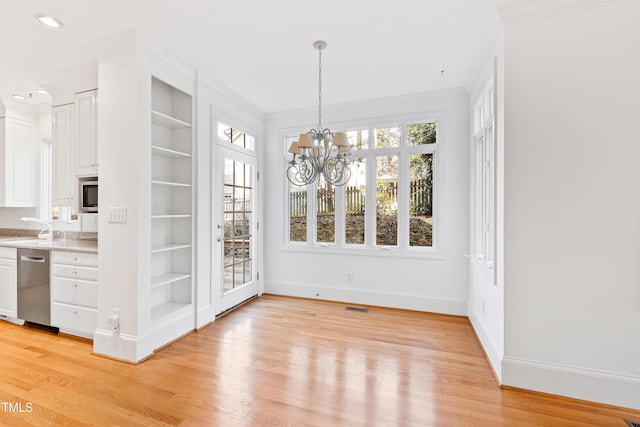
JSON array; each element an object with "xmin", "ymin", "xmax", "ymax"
[{"xmin": 20, "ymin": 217, "xmax": 53, "ymax": 241}]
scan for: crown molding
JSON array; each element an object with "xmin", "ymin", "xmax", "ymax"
[{"xmin": 496, "ymin": 0, "xmax": 636, "ymax": 24}]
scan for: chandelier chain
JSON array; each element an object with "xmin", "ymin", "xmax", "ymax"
[
  {"xmin": 318, "ymin": 46, "xmax": 323, "ymax": 130},
  {"xmin": 286, "ymin": 40, "xmax": 351, "ymax": 187}
]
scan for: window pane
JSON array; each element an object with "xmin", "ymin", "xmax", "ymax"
[
  {"xmin": 289, "ymin": 184, "xmax": 307, "ymax": 242},
  {"xmin": 409, "ymin": 153, "xmax": 433, "ymax": 247},
  {"xmin": 346, "ymin": 129, "xmax": 369, "ymax": 150},
  {"xmin": 376, "ymin": 155, "xmax": 398, "ymax": 246},
  {"xmin": 407, "ymin": 122, "xmax": 437, "ymax": 145},
  {"xmin": 316, "ymin": 176, "xmax": 335, "ymax": 243},
  {"xmin": 375, "ymin": 127, "xmax": 400, "ymax": 148},
  {"xmin": 346, "ymin": 158, "xmax": 366, "ymax": 245},
  {"xmin": 223, "ymin": 159, "xmax": 254, "ymax": 292},
  {"xmin": 218, "ymin": 122, "xmax": 255, "ymax": 150}
]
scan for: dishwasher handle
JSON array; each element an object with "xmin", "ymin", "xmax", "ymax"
[{"xmin": 20, "ymin": 255, "xmax": 46, "ymax": 263}]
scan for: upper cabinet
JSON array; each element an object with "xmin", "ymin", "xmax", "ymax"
[
  {"xmin": 52, "ymin": 103, "xmax": 75, "ymax": 207},
  {"xmin": 76, "ymin": 90, "xmax": 98, "ymax": 176},
  {"xmin": 0, "ymin": 114, "xmax": 36, "ymax": 207},
  {"xmin": 51, "ymin": 89, "xmax": 99, "ymax": 208}
]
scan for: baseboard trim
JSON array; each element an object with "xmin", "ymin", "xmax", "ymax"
[
  {"xmin": 502, "ymin": 356, "xmax": 640, "ymax": 410},
  {"xmin": 196, "ymin": 305, "xmax": 216, "ymax": 329},
  {"xmin": 93, "ymin": 329, "xmax": 151, "ymax": 363},
  {"xmin": 467, "ymin": 303, "xmax": 503, "ymax": 382},
  {"xmin": 264, "ymin": 280, "xmax": 467, "ymax": 316}
]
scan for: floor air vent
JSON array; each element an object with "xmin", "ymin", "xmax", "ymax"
[
  {"xmin": 625, "ymin": 419, "xmax": 640, "ymax": 427},
  {"xmin": 345, "ymin": 306, "xmax": 369, "ymax": 313}
]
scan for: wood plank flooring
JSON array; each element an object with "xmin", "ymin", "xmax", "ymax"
[{"xmin": 1, "ymin": 294, "xmax": 639, "ymax": 426}]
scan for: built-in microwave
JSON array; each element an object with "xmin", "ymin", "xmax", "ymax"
[{"xmin": 79, "ymin": 179, "xmax": 98, "ymax": 213}]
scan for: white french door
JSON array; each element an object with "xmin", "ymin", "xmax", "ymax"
[{"xmin": 214, "ymin": 146, "xmax": 258, "ymax": 314}]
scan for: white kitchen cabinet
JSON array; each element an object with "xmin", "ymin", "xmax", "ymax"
[
  {"xmin": 80, "ymin": 213, "xmax": 98, "ymax": 232},
  {"xmin": 51, "ymin": 251, "xmax": 98, "ymax": 338},
  {"xmin": 0, "ymin": 116, "xmax": 36, "ymax": 207},
  {"xmin": 76, "ymin": 90, "xmax": 98, "ymax": 176},
  {"xmin": 0, "ymin": 247, "xmax": 17, "ymax": 318},
  {"xmin": 52, "ymin": 89, "xmax": 99, "ymax": 209},
  {"xmin": 52, "ymin": 103, "xmax": 76, "ymax": 207}
]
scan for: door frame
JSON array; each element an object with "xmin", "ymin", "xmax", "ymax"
[{"xmin": 213, "ymin": 144, "xmax": 259, "ymax": 315}]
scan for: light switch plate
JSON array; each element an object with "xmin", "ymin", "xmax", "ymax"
[{"xmin": 108, "ymin": 207, "xmax": 127, "ymax": 224}]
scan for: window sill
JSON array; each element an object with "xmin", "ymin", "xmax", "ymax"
[{"xmin": 281, "ymin": 243, "xmax": 445, "ymax": 260}]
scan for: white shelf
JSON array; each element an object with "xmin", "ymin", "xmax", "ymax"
[
  {"xmin": 149, "ymin": 75, "xmax": 194, "ymax": 338},
  {"xmin": 151, "ymin": 145, "xmax": 191, "ymax": 158},
  {"xmin": 150, "ymin": 272, "xmax": 192, "ymax": 289},
  {"xmin": 151, "ymin": 110, "xmax": 191, "ymax": 129},
  {"xmin": 151, "ymin": 214, "xmax": 191, "ymax": 219},
  {"xmin": 151, "ymin": 302, "xmax": 191, "ymax": 321},
  {"xmin": 151, "ymin": 180, "xmax": 191, "ymax": 188},
  {"xmin": 150, "ymin": 243, "xmax": 191, "ymax": 254}
]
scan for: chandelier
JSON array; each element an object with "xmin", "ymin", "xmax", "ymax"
[{"xmin": 286, "ymin": 40, "xmax": 351, "ymax": 186}]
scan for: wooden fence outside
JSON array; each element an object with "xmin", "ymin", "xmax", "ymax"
[{"xmin": 289, "ymin": 179, "xmax": 431, "ymax": 217}]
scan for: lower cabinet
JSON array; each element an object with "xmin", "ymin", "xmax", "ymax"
[
  {"xmin": 51, "ymin": 251, "xmax": 98, "ymax": 339},
  {"xmin": 0, "ymin": 247, "xmax": 17, "ymax": 318}
]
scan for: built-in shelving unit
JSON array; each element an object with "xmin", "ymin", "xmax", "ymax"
[{"xmin": 150, "ymin": 77, "xmax": 193, "ymax": 322}]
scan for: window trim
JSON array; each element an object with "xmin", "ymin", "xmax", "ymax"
[
  {"xmin": 472, "ymin": 77, "xmax": 496, "ymax": 273},
  {"xmin": 282, "ymin": 112, "xmax": 446, "ymax": 259}
]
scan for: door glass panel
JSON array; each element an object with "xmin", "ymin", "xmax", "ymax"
[{"xmin": 223, "ymin": 158, "xmax": 253, "ymax": 293}]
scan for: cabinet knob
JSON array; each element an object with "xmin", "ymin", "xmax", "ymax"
[{"xmin": 72, "ymin": 311, "xmax": 78, "ymax": 315}]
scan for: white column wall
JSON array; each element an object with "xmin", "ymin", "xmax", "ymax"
[
  {"xmin": 264, "ymin": 90, "xmax": 470, "ymax": 315},
  {"xmin": 500, "ymin": 0, "xmax": 640, "ymax": 409},
  {"xmin": 467, "ymin": 27, "xmax": 505, "ymax": 381},
  {"xmin": 94, "ymin": 49, "xmax": 149, "ymax": 361}
]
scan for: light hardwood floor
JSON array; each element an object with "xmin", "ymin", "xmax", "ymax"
[{"xmin": 1, "ymin": 295, "xmax": 638, "ymax": 426}]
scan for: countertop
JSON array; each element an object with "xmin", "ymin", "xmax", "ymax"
[{"xmin": 0, "ymin": 237, "xmax": 98, "ymax": 254}]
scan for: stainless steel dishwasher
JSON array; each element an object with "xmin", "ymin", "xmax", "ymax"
[{"xmin": 17, "ymin": 248, "xmax": 51, "ymax": 326}]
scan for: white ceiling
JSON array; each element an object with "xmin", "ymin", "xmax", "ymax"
[{"xmin": 1, "ymin": 0, "xmax": 503, "ymax": 113}]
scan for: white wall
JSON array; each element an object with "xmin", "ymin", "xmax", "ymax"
[
  {"xmin": 467, "ymin": 19, "xmax": 505, "ymax": 381},
  {"xmin": 94, "ymin": 48, "xmax": 147, "ymax": 361},
  {"xmin": 264, "ymin": 89, "xmax": 470, "ymax": 315},
  {"xmin": 500, "ymin": 0, "xmax": 640, "ymax": 409}
]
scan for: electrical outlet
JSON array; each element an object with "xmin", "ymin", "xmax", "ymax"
[
  {"xmin": 107, "ymin": 308, "xmax": 120, "ymax": 332},
  {"xmin": 346, "ymin": 272, "xmax": 353, "ymax": 283},
  {"xmin": 482, "ymin": 301, "xmax": 486, "ymax": 315}
]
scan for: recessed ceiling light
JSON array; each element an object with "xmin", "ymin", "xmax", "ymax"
[
  {"xmin": 35, "ymin": 15, "xmax": 64, "ymax": 29},
  {"xmin": 12, "ymin": 95, "xmax": 26, "ymax": 100},
  {"xmin": 36, "ymin": 88, "xmax": 49, "ymax": 95}
]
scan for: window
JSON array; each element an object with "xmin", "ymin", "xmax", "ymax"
[
  {"xmin": 219, "ymin": 122, "xmax": 255, "ymax": 151},
  {"xmin": 473, "ymin": 80, "xmax": 495, "ymax": 268},
  {"xmin": 286, "ymin": 117, "xmax": 439, "ymax": 254}
]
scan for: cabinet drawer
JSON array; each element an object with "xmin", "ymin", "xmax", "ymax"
[
  {"xmin": 52, "ymin": 277, "xmax": 97, "ymax": 308},
  {"xmin": 52, "ymin": 264, "xmax": 97, "ymax": 281},
  {"xmin": 0, "ymin": 247, "xmax": 17, "ymax": 259},
  {"xmin": 52, "ymin": 303, "xmax": 97, "ymax": 333},
  {"xmin": 52, "ymin": 251, "xmax": 97, "ymax": 268}
]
